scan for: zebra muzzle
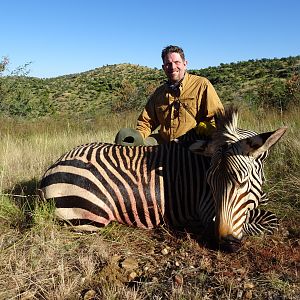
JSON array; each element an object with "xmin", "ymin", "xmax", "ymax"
[{"xmin": 219, "ymin": 234, "xmax": 242, "ymax": 253}]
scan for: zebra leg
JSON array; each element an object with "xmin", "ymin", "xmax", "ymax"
[{"xmin": 243, "ymin": 208, "xmax": 279, "ymax": 236}]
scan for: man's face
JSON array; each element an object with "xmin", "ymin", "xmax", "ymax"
[{"xmin": 162, "ymin": 52, "xmax": 187, "ymax": 83}]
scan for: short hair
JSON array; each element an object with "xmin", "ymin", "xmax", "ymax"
[{"xmin": 161, "ymin": 45, "xmax": 185, "ymax": 62}]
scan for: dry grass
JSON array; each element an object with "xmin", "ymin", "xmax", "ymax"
[{"xmin": 0, "ymin": 108, "xmax": 299, "ymax": 299}]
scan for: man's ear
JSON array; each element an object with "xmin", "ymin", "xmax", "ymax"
[
  {"xmin": 189, "ymin": 140, "xmax": 216, "ymax": 156},
  {"xmin": 240, "ymin": 127, "xmax": 287, "ymax": 158}
]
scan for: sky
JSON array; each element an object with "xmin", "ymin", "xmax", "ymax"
[{"xmin": 1, "ymin": 0, "xmax": 300, "ymax": 78}]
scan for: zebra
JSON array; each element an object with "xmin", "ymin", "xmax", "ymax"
[{"xmin": 40, "ymin": 107, "xmax": 287, "ymax": 252}]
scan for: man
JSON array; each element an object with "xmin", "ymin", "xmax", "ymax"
[{"xmin": 115, "ymin": 45, "xmax": 224, "ymax": 146}]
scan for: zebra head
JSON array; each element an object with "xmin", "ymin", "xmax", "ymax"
[{"xmin": 189, "ymin": 107, "xmax": 287, "ymax": 252}]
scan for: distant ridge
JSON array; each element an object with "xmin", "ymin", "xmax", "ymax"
[{"xmin": 0, "ymin": 55, "xmax": 299, "ymax": 118}]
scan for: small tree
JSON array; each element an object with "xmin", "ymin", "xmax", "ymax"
[
  {"xmin": 0, "ymin": 56, "xmax": 10, "ymax": 103},
  {"xmin": 286, "ymin": 74, "xmax": 300, "ymax": 108},
  {"xmin": 0, "ymin": 56, "xmax": 9, "ymax": 73},
  {"xmin": 111, "ymin": 79, "xmax": 156, "ymax": 113},
  {"xmin": 0, "ymin": 56, "xmax": 32, "ymax": 117}
]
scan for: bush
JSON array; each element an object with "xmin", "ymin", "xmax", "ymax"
[{"xmin": 245, "ymin": 74, "xmax": 300, "ymax": 111}]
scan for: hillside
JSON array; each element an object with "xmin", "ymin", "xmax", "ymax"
[{"xmin": 0, "ymin": 56, "xmax": 299, "ymax": 118}]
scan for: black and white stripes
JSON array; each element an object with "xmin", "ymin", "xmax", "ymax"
[
  {"xmin": 40, "ymin": 107, "xmax": 287, "ymax": 250},
  {"xmin": 40, "ymin": 141, "xmax": 215, "ymax": 231}
]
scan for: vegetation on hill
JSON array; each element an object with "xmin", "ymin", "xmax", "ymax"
[
  {"xmin": 0, "ymin": 55, "xmax": 299, "ymax": 118},
  {"xmin": 192, "ymin": 56, "xmax": 300, "ymax": 110}
]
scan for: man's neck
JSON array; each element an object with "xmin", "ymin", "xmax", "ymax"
[{"xmin": 167, "ymin": 74, "xmax": 185, "ymax": 87}]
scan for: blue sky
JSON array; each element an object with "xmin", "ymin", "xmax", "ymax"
[{"xmin": 1, "ymin": 0, "xmax": 300, "ymax": 78}]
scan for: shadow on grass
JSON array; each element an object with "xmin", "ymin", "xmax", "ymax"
[
  {"xmin": 3, "ymin": 177, "xmax": 42, "ymax": 230},
  {"xmin": 7, "ymin": 177, "xmax": 40, "ymax": 197},
  {"xmin": 151, "ymin": 224, "xmax": 222, "ymax": 253},
  {"xmin": 3, "ymin": 180, "xmax": 234, "ymax": 252}
]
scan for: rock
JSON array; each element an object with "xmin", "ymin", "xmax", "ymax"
[
  {"xmin": 173, "ymin": 274, "xmax": 183, "ymax": 286},
  {"xmin": 236, "ymin": 267, "xmax": 246, "ymax": 275},
  {"xmin": 128, "ymin": 271, "xmax": 138, "ymax": 281},
  {"xmin": 244, "ymin": 281, "xmax": 255, "ymax": 289},
  {"xmin": 161, "ymin": 248, "xmax": 169, "ymax": 255},
  {"xmin": 244, "ymin": 290, "xmax": 253, "ymax": 299},
  {"xmin": 83, "ymin": 289, "xmax": 96, "ymax": 300},
  {"xmin": 149, "ymin": 247, "xmax": 155, "ymax": 254},
  {"xmin": 120, "ymin": 257, "xmax": 138, "ymax": 271}
]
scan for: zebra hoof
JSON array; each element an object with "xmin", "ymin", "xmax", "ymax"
[{"xmin": 114, "ymin": 128, "xmax": 144, "ymax": 146}]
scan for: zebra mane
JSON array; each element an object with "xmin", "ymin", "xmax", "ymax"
[
  {"xmin": 213, "ymin": 106, "xmax": 241, "ymax": 145},
  {"xmin": 177, "ymin": 106, "xmax": 256, "ymax": 151}
]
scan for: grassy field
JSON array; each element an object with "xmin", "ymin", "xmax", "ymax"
[{"xmin": 0, "ymin": 107, "xmax": 299, "ymax": 299}]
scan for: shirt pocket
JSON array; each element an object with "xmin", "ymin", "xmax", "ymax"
[
  {"xmin": 179, "ymin": 97, "xmax": 197, "ymax": 121},
  {"xmin": 156, "ymin": 104, "xmax": 170, "ymax": 124}
]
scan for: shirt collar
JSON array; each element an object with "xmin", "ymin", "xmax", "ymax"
[
  {"xmin": 180, "ymin": 72, "xmax": 189, "ymax": 91},
  {"xmin": 165, "ymin": 72, "xmax": 188, "ymax": 94}
]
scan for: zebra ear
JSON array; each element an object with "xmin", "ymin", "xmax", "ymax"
[
  {"xmin": 241, "ymin": 127, "xmax": 287, "ymax": 158},
  {"xmin": 189, "ymin": 140, "xmax": 216, "ymax": 156}
]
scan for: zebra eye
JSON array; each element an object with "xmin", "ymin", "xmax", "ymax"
[
  {"xmin": 239, "ymin": 180, "xmax": 248, "ymax": 189},
  {"xmin": 230, "ymin": 172, "xmax": 249, "ymax": 189}
]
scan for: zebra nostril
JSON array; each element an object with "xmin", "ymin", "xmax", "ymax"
[{"xmin": 220, "ymin": 235, "xmax": 241, "ymax": 253}]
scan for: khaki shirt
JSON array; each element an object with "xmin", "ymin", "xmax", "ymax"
[{"xmin": 136, "ymin": 72, "xmax": 224, "ymax": 142}]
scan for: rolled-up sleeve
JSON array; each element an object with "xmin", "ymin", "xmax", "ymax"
[{"xmin": 198, "ymin": 79, "xmax": 224, "ymax": 122}]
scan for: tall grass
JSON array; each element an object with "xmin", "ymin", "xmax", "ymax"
[
  {"xmin": 0, "ymin": 112, "xmax": 139, "ymax": 192},
  {"xmin": 0, "ymin": 111, "xmax": 140, "ymax": 299},
  {"xmin": 0, "ymin": 108, "xmax": 299, "ymax": 299}
]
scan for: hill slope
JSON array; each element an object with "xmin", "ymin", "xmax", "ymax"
[{"xmin": 0, "ymin": 56, "xmax": 299, "ymax": 118}]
